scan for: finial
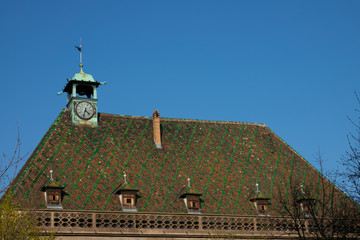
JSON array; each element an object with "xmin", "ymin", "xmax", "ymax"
[
  {"xmin": 256, "ymin": 183, "xmax": 259, "ymax": 193},
  {"xmin": 124, "ymin": 173, "xmax": 127, "ymax": 184},
  {"xmin": 300, "ymin": 184, "xmax": 304, "ymax": 194},
  {"xmin": 187, "ymin": 177, "xmax": 191, "ymax": 188},
  {"xmin": 75, "ymin": 38, "xmax": 83, "ymax": 73},
  {"xmin": 50, "ymin": 170, "xmax": 53, "ymax": 181}
]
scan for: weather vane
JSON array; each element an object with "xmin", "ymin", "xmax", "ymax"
[{"xmin": 75, "ymin": 38, "xmax": 82, "ymax": 67}]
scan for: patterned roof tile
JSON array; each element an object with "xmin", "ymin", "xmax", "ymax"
[{"xmin": 8, "ymin": 109, "xmax": 337, "ymax": 215}]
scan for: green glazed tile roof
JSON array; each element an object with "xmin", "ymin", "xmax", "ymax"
[{"xmin": 8, "ymin": 109, "xmax": 335, "ymax": 215}]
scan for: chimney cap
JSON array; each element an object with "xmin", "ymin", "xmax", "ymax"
[{"xmin": 153, "ymin": 110, "xmax": 160, "ymax": 118}]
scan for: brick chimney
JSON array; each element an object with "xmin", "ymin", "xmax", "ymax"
[{"xmin": 153, "ymin": 110, "xmax": 162, "ymax": 149}]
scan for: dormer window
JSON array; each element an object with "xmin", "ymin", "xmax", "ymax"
[
  {"xmin": 300, "ymin": 200, "xmax": 314, "ymax": 217},
  {"xmin": 113, "ymin": 174, "xmax": 141, "ymax": 212},
  {"xmin": 119, "ymin": 191, "xmax": 139, "ymax": 211},
  {"xmin": 41, "ymin": 170, "xmax": 65, "ymax": 209},
  {"xmin": 255, "ymin": 200, "xmax": 269, "ymax": 215},
  {"xmin": 250, "ymin": 183, "xmax": 270, "ymax": 216},
  {"xmin": 178, "ymin": 178, "xmax": 202, "ymax": 214},
  {"xmin": 47, "ymin": 191, "xmax": 61, "ymax": 206},
  {"xmin": 297, "ymin": 185, "xmax": 315, "ymax": 218},
  {"xmin": 123, "ymin": 194, "xmax": 135, "ymax": 207},
  {"xmin": 188, "ymin": 197, "xmax": 200, "ymax": 210}
]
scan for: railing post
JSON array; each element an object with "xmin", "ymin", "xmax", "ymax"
[
  {"xmin": 92, "ymin": 213, "xmax": 96, "ymax": 230},
  {"xmin": 305, "ymin": 219, "xmax": 309, "ymax": 234},
  {"xmin": 253, "ymin": 217, "xmax": 257, "ymax": 232},
  {"xmin": 199, "ymin": 215, "xmax": 203, "ymax": 230},
  {"xmin": 51, "ymin": 212, "xmax": 54, "ymax": 228}
]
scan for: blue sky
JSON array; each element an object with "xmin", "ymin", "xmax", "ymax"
[{"xmin": 1, "ymin": 0, "xmax": 359, "ymax": 177}]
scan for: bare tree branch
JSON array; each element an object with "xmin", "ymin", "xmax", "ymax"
[
  {"xmin": 340, "ymin": 91, "xmax": 360, "ymax": 203},
  {"xmin": 277, "ymin": 152, "xmax": 360, "ymax": 240},
  {"xmin": 0, "ymin": 124, "xmax": 28, "ymax": 195}
]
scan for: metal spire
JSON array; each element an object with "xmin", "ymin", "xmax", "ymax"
[
  {"xmin": 75, "ymin": 38, "xmax": 83, "ymax": 72},
  {"xmin": 256, "ymin": 183, "xmax": 259, "ymax": 193},
  {"xmin": 124, "ymin": 173, "xmax": 127, "ymax": 184},
  {"xmin": 187, "ymin": 177, "xmax": 191, "ymax": 188},
  {"xmin": 50, "ymin": 170, "xmax": 53, "ymax": 181}
]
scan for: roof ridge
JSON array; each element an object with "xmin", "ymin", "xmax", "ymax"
[
  {"xmin": 98, "ymin": 112, "xmax": 266, "ymax": 127},
  {"xmin": 162, "ymin": 117, "xmax": 266, "ymax": 127}
]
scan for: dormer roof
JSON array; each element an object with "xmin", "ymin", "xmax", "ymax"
[
  {"xmin": 250, "ymin": 192, "xmax": 270, "ymax": 201},
  {"xmin": 296, "ymin": 191, "xmax": 315, "ymax": 202},
  {"xmin": 113, "ymin": 182, "xmax": 140, "ymax": 196},
  {"xmin": 41, "ymin": 179, "xmax": 65, "ymax": 191},
  {"xmin": 178, "ymin": 186, "xmax": 202, "ymax": 198}
]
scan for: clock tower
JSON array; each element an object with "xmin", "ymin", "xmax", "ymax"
[{"xmin": 58, "ymin": 45, "xmax": 105, "ymax": 127}]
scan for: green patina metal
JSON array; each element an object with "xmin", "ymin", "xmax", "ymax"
[
  {"xmin": 71, "ymin": 64, "xmax": 96, "ymax": 82},
  {"xmin": 57, "ymin": 64, "xmax": 106, "ymax": 127}
]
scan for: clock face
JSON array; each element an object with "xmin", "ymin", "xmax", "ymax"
[{"xmin": 75, "ymin": 101, "xmax": 95, "ymax": 120}]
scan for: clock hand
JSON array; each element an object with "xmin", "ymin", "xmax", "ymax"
[{"xmin": 84, "ymin": 108, "xmax": 90, "ymax": 117}]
